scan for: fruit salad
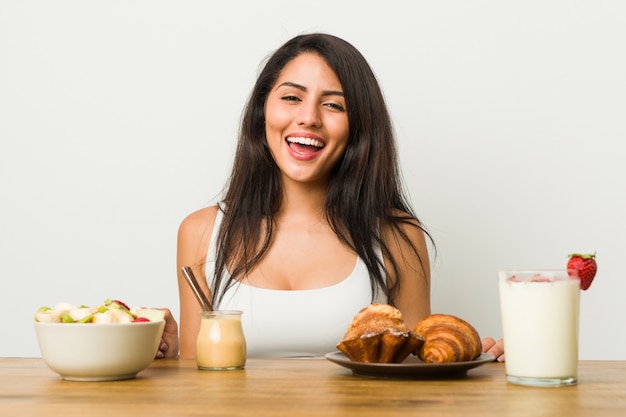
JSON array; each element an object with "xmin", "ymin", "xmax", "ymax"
[{"xmin": 34, "ymin": 299, "xmax": 165, "ymax": 324}]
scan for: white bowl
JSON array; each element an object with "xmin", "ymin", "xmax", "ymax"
[{"xmin": 34, "ymin": 321, "xmax": 165, "ymax": 381}]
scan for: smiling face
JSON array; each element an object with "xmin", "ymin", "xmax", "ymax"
[{"xmin": 264, "ymin": 53, "xmax": 349, "ymax": 187}]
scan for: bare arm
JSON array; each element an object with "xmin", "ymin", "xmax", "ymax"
[
  {"xmin": 381, "ymin": 216, "xmax": 432, "ymax": 329},
  {"xmin": 176, "ymin": 205, "xmax": 218, "ymax": 359}
]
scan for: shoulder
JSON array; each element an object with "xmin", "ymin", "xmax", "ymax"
[
  {"xmin": 178, "ymin": 205, "xmax": 220, "ymax": 236},
  {"xmin": 177, "ymin": 205, "xmax": 221, "ymax": 264},
  {"xmin": 380, "ymin": 209, "xmax": 426, "ymax": 245}
]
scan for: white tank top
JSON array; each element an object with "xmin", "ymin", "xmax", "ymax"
[{"xmin": 204, "ymin": 208, "xmax": 387, "ymax": 358}]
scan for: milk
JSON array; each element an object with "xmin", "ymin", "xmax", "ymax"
[
  {"xmin": 499, "ymin": 270, "xmax": 580, "ymax": 387},
  {"xmin": 196, "ymin": 310, "xmax": 246, "ymax": 370}
]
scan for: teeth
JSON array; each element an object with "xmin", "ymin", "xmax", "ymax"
[{"xmin": 287, "ymin": 136, "xmax": 324, "ymax": 148}]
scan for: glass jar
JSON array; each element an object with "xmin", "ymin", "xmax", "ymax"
[{"xmin": 196, "ymin": 310, "xmax": 246, "ymax": 370}]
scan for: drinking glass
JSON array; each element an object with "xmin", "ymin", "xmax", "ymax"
[{"xmin": 498, "ymin": 270, "xmax": 580, "ymax": 387}]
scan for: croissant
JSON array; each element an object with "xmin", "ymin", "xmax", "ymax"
[
  {"xmin": 413, "ymin": 314, "xmax": 482, "ymax": 364},
  {"xmin": 337, "ymin": 304, "xmax": 424, "ymax": 363}
]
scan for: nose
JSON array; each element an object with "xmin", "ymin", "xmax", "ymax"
[{"xmin": 297, "ymin": 102, "xmax": 321, "ymax": 128}]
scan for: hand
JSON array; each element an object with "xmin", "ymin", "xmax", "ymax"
[
  {"xmin": 481, "ymin": 337, "xmax": 505, "ymax": 362},
  {"xmin": 155, "ymin": 308, "xmax": 179, "ymax": 359}
]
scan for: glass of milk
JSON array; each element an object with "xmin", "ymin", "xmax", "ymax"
[
  {"xmin": 498, "ymin": 270, "xmax": 580, "ymax": 387},
  {"xmin": 196, "ymin": 310, "xmax": 246, "ymax": 370}
]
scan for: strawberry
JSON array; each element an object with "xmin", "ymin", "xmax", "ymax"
[
  {"xmin": 567, "ymin": 253, "xmax": 597, "ymax": 291},
  {"xmin": 133, "ymin": 317, "xmax": 150, "ymax": 323}
]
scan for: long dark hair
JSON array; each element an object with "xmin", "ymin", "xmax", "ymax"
[{"xmin": 212, "ymin": 33, "xmax": 433, "ymax": 307}]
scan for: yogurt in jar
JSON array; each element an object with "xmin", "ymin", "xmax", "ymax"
[{"xmin": 196, "ymin": 310, "xmax": 246, "ymax": 370}]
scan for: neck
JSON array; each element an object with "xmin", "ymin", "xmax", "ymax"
[{"xmin": 278, "ymin": 178, "xmax": 328, "ymax": 222}]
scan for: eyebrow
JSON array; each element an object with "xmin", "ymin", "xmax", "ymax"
[{"xmin": 276, "ymin": 81, "xmax": 344, "ymax": 97}]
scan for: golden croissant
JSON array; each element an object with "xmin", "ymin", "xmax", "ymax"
[
  {"xmin": 337, "ymin": 304, "xmax": 424, "ymax": 363},
  {"xmin": 413, "ymin": 314, "xmax": 482, "ymax": 363}
]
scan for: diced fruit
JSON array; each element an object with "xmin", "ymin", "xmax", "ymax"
[
  {"xmin": 93, "ymin": 312, "xmax": 114, "ymax": 324},
  {"xmin": 69, "ymin": 307, "xmax": 97, "ymax": 322},
  {"xmin": 34, "ymin": 309, "xmax": 61, "ymax": 323},
  {"xmin": 35, "ymin": 299, "xmax": 165, "ymax": 324},
  {"xmin": 133, "ymin": 317, "xmax": 150, "ymax": 322},
  {"xmin": 567, "ymin": 253, "xmax": 597, "ymax": 291},
  {"xmin": 103, "ymin": 299, "xmax": 134, "ymax": 320},
  {"xmin": 134, "ymin": 308, "xmax": 165, "ymax": 322},
  {"xmin": 60, "ymin": 312, "xmax": 75, "ymax": 323},
  {"xmin": 105, "ymin": 299, "xmax": 131, "ymax": 312},
  {"xmin": 113, "ymin": 299, "xmax": 131, "ymax": 311},
  {"xmin": 109, "ymin": 308, "xmax": 133, "ymax": 323},
  {"xmin": 77, "ymin": 314, "xmax": 94, "ymax": 323}
]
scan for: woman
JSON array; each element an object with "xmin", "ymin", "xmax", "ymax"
[{"xmin": 159, "ymin": 33, "xmax": 504, "ymax": 361}]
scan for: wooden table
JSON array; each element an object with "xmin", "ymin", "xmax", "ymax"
[{"xmin": 1, "ymin": 358, "xmax": 625, "ymax": 416}]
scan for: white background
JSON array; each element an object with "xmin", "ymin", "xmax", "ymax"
[{"xmin": 1, "ymin": 1, "xmax": 624, "ymax": 359}]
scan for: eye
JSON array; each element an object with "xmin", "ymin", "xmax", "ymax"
[
  {"xmin": 324, "ymin": 102, "xmax": 346, "ymax": 112},
  {"xmin": 281, "ymin": 95, "xmax": 301, "ymax": 102}
]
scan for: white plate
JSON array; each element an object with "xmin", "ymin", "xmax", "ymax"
[{"xmin": 325, "ymin": 351, "xmax": 495, "ymax": 378}]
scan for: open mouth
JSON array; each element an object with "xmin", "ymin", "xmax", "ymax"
[{"xmin": 286, "ymin": 136, "xmax": 325, "ymax": 154}]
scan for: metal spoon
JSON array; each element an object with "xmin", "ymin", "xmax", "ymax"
[{"xmin": 181, "ymin": 266, "xmax": 213, "ymax": 312}]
